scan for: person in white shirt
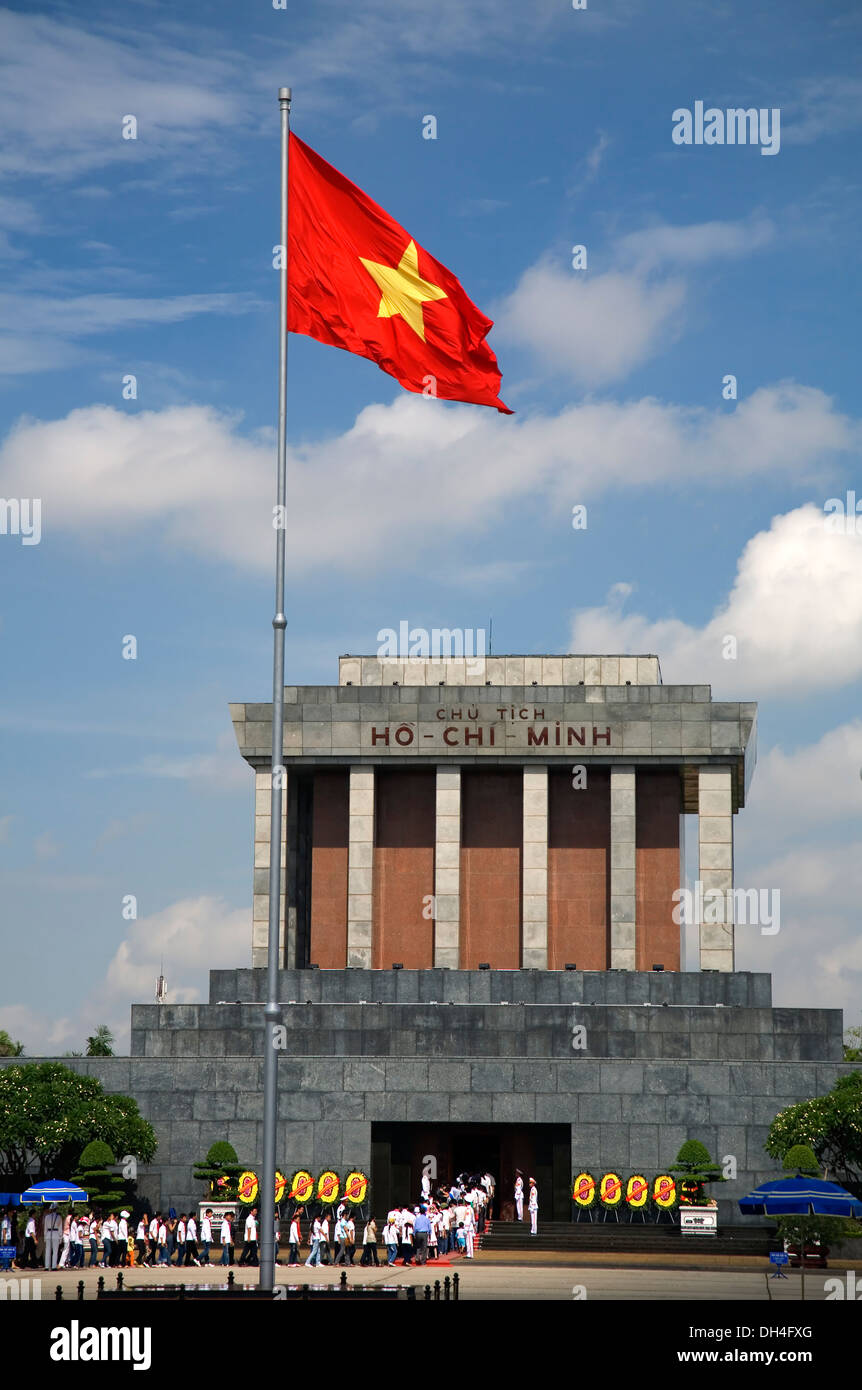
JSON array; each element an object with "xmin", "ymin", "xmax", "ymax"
[
  {"xmin": 200, "ymin": 1210, "xmax": 213, "ymax": 1266},
  {"xmin": 463, "ymin": 1205, "xmax": 476, "ymax": 1259},
  {"xmin": 288, "ymin": 1213, "xmax": 302, "ymax": 1266},
  {"xmin": 318, "ymin": 1214, "xmax": 330, "ymax": 1265},
  {"xmin": 135, "ymin": 1217, "xmax": 148, "ymax": 1266},
  {"xmin": 528, "ymin": 1178, "xmax": 538, "ymax": 1235},
  {"xmin": 514, "ymin": 1173, "xmax": 524, "ymax": 1222},
  {"xmin": 76, "ymin": 1213, "xmax": 89, "ymax": 1269},
  {"xmin": 421, "ymin": 1173, "xmax": 431, "ymax": 1203},
  {"xmin": 219, "ymin": 1213, "xmax": 234, "ymax": 1266},
  {"xmin": 117, "ymin": 1211, "xmax": 129, "ymax": 1267},
  {"xmin": 58, "ymin": 1212, "xmax": 72, "ymax": 1269},
  {"xmin": 400, "ymin": 1208, "xmax": 414, "ymax": 1266},
  {"xmin": 360, "ymin": 1218, "xmax": 378, "ymax": 1267},
  {"xmin": 157, "ymin": 1217, "xmax": 168, "ymax": 1264},
  {"xmin": 239, "ymin": 1207, "xmax": 259, "ymax": 1266},
  {"xmin": 104, "ymin": 1213, "xmax": 119, "ymax": 1267},
  {"xmin": 305, "ymin": 1215, "xmax": 323, "ymax": 1267},
  {"xmin": 185, "ymin": 1213, "xmax": 199, "ymax": 1266},
  {"xmin": 88, "ymin": 1215, "xmax": 101, "ymax": 1268},
  {"xmin": 333, "ymin": 1214, "xmax": 348, "ymax": 1265},
  {"xmin": 344, "ymin": 1215, "xmax": 356, "ymax": 1266},
  {"xmin": 23, "ymin": 1210, "xmax": 39, "ymax": 1269},
  {"xmin": 174, "ymin": 1215, "xmax": 186, "ymax": 1267},
  {"xmin": 428, "ymin": 1210, "xmax": 439, "ymax": 1261},
  {"xmin": 69, "ymin": 1216, "xmax": 80, "ymax": 1269},
  {"xmin": 383, "ymin": 1220, "xmax": 398, "ymax": 1266},
  {"xmin": 43, "ymin": 1206, "xmax": 62, "ymax": 1270}
]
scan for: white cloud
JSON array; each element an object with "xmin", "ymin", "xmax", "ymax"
[
  {"xmin": 0, "ymin": 387, "xmax": 855, "ymax": 578},
  {"xmin": 0, "ymin": 896, "xmax": 249, "ymax": 1055},
  {"xmin": 0, "ymin": 292, "xmax": 262, "ymax": 376},
  {"xmin": 570, "ymin": 505, "xmax": 862, "ymax": 698},
  {"xmin": 737, "ymin": 840, "xmax": 862, "ymax": 1018},
  {"xmin": 784, "ymin": 76, "xmax": 862, "ymax": 146},
  {"xmin": 497, "ymin": 216, "xmax": 775, "ymax": 386},
  {"xmin": 87, "ymin": 733, "xmax": 250, "ymax": 792},
  {"xmin": 0, "ymin": 10, "xmax": 252, "ymax": 178},
  {"xmin": 613, "ymin": 217, "xmax": 774, "ymax": 274},
  {"xmin": 744, "ymin": 721, "xmax": 862, "ymax": 834},
  {"xmin": 497, "ymin": 260, "xmax": 687, "ymax": 387}
]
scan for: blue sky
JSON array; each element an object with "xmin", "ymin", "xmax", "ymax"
[{"xmin": 1, "ymin": 0, "xmax": 861, "ymax": 1052}]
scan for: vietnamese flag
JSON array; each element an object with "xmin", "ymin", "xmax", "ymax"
[{"xmin": 287, "ymin": 133, "xmax": 511, "ymax": 413}]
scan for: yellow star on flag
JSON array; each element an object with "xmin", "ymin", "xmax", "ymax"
[{"xmin": 359, "ymin": 239, "xmax": 447, "ymax": 342}]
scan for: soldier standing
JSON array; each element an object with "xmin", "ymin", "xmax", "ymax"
[{"xmin": 514, "ymin": 1172, "xmax": 524, "ymax": 1222}]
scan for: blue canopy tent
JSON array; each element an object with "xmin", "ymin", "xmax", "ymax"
[
  {"xmin": 739, "ymin": 1175, "xmax": 862, "ymax": 1295},
  {"xmin": 19, "ymin": 1180, "xmax": 89, "ymax": 1205},
  {"xmin": 738, "ymin": 1176, "xmax": 862, "ymax": 1218},
  {"xmin": 0, "ymin": 1193, "xmax": 21, "ymax": 1207}
]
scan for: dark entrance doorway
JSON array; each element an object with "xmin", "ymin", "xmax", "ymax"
[{"xmin": 371, "ymin": 1123, "xmax": 571, "ymax": 1222}]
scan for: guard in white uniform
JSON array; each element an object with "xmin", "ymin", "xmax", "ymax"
[
  {"xmin": 528, "ymin": 1178, "xmax": 538, "ymax": 1235},
  {"xmin": 514, "ymin": 1173, "xmax": 524, "ymax": 1222}
]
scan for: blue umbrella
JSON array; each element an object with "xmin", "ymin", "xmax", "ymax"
[
  {"xmin": 19, "ymin": 1180, "xmax": 89, "ymax": 1205},
  {"xmin": 738, "ymin": 1175, "xmax": 862, "ymax": 1218}
]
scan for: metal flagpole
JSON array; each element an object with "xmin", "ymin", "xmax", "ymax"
[{"xmin": 260, "ymin": 84, "xmax": 291, "ymax": 1293}]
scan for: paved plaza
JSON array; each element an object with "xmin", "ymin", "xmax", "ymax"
[{"xmin": 7, "ymin": 1255, "xmax": 861, "ymax": 1301}]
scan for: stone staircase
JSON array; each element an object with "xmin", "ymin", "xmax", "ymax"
[{"xmin": 478, "ymin": 1220, "xmax": 775, "ymax": 1258}]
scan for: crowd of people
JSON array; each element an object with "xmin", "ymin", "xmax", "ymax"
[
  {"xmin": 289, "ymin": 1169, "xmax": 498, "ymax": 1268},
  {"xmin": 2, "ymin": 1169, "xmax": 539, "ymax": 1273},
  {"xmin": 2, "ymin": 1204, "xmax": 263, "ymax": 1271}
]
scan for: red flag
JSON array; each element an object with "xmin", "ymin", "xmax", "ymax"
[{"xmin": 287, "ymin": 133, "xmax": 511, "ymax": 413}]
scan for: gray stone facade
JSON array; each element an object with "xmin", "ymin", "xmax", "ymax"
[{"xmin": 4, "ymin": 968, "xmax": 852, "ymax": 1224}]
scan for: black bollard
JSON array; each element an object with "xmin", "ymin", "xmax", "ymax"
[
  {"xmin": 78, "ymin": 1280, "xmax": 85, "ymax": 1301},
  {"xmin": 443, "ymin": 1276, "xmax": 450, "ymax": 1302},
  {"xmin": 424, "ymin": 1284, "xmax": 431, "ymax": 1301},
  {"xmin": 405, "ymin": 1286, "xmax": 416, "ymax": 1301},
  {"xmin": 340, "ymin": 1270, "xmax": 348, "ymax": 1292},
  {"xmin": 453, "ymin": 1272, "xmax": 459, "ymax": 1302},
  {"xmin": 301, "ymin": 1283, "xmax": 309, "ymax": 1301},
  {"xmin": 179, "ymin": 1282, "xmax": 185, "ymax": 1301},
  {"xmin": 116, "ymin": 1271, "xmax": 123, "ymax": 1291},
  {"xmin": 55, "ymin": 1284, "xmax": 62, "ymax": 1301},
  {"xmin": 97, "ymin": 1276, "xmax": 104, "ymax": 1295},
  {"xmin": 434, "ymin": 1280, "xmax": 441, "ymax": 1301},
  {"xmin": 227, "ymin": 1269, "xmax": 235, "ymax": 1290}
]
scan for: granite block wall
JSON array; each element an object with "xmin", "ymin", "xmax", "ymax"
[{"xmin": 4, "ymin": 970, "xmax": 852, "ymax": 1225}]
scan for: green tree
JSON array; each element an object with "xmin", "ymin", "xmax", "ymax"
[
  {"xmin": 85, "ymin": 1026, "xmax": 114, "ymax": 1058},
  {"xmin": 782, "ymin": 1145, "xmax": 821, "ymax": 1178},
  {"xmin": 844, "ymin": 1027, "xmax": 862, "ymax": 1063},
  {"xmin": 0, "ymin": 1031, "xmax": 24, "ymax": 1057},
  {"xmin": 72, "ymin": 1140, "xmax": 127, "ymax": 1208},
  {"xmin": 670, "ymin": 1140, "xmax": 725, "ymax": 1206},
  {"xmin": 193, "ymin": 1141, "xmax": 242, "ymax": 1199},
  {"xmin": 765, "ymin": 1072, "xmax": 862, "ymax": 1183},
  {"xmin": 0, "ymin": 1062, "xmax": 156, "ymax": 1185}
]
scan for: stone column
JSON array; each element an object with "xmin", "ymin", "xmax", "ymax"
[
  {"xmin": 434, "ymin": 768, "xmax": 461, "ymax": 968},
  {"xmin": 698, "ymin": 766, "xmax": 735, "ymax": 971},
  {"xmin": 347, "ymin": 767, "xmax": 375, "ymax": 968},
  {"xmin": 522, "ymin": 767, "xmax": 548, "ymax": 969},
  {"xmin": 252, "ymin": 768, "xmax": 288, "ymax": 971},
  {"xmin": 609, "ymin": 766, "xmax": 636, "ymax": 969}
]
